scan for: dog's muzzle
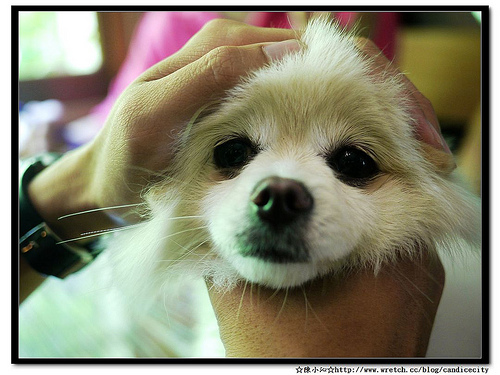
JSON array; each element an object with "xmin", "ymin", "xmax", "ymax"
[{"xmin": 238, "ymin": 177, "xmax": 313, "ymax": 263}]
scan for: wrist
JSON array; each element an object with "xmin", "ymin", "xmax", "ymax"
[
  {"xmin": 19, "ymin": 146, "xmax": 106, "ymax": 297},
  {"xmin": 26, "ymin": 144, "xmax": 108, "ymax": 241}
]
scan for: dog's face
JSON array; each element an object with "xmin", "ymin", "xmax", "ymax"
[
  {"xmin": 192, "ymin": 65, "xmax": 424, "ymax": 288},
  {"xmin": 145, "ymin": 19, "xmax": 478, "ymax": 290}
]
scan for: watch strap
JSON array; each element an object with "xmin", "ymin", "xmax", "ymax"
[
  {"xmin": 19, "ymin": 153, "xmax": 61, "ymax": 238},
  {"xmin": 19, "ymin": 153, "xmax": 102, "ymax": 278},
  {"xmin": 20, "ymin": 223, "xmax": 94, "ymax": 278}
]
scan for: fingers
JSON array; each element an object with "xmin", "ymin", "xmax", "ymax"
[
  {"xmin": 182, "ymin": 39, "xmax": 301, "ymax": 94},
  {"xmin": 139, "ymin": 18, "xmax": 298, "ymax": 82},
  {"xmin": 145, "ymin": 39, "xmax": 302, "ymax": 125},
  {"xmin": 356, "ymin": 38, "xmax": 452, "ymax": 154}
]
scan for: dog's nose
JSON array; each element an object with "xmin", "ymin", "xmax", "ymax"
[{"xmin": 250, "ymin": 177, "xmax": 313, "ymax": 226}]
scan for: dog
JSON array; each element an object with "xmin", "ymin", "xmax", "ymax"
[{"xmin": 108, "ymin": 17, "xmax": 481, "ymax": 317}]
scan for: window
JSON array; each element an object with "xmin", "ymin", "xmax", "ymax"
[{"xmin": 19, "ymin": 11, "xmax": 103, "ymax": 81}]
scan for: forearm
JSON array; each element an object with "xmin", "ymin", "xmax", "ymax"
[
  {"xmin": 26, "ymin": 143, "xmax": 115, "ymax": 241},
  {"xmin": 208, "ymin": 254, "xmax": 444, "ymax": 358},
  {"xmin": 20, "ymin": 144, "xmax": 115, "ymax": 301}
]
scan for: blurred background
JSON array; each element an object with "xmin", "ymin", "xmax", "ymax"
[{"xmin": 17, "ymin": 10, "xmax": 483, "ymax": 358}]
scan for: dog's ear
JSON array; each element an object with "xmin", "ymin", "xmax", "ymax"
[
  {"xmin": 418, "ymin": 141, "xmax": 481, "ymax": 252},
  {"xmin": 419, "ymin": 142, "xmax": 457, "ymax": 175}
]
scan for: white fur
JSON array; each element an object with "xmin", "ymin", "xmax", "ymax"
[{"xmin": 108, "ymin": 18, "xmax": 481, "ymax": 303}]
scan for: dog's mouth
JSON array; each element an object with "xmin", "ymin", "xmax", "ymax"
[
  {"xmin": 234, "ymin": 176, "xmax": 313, "ymax": 264},
  {"xmin": 237, "ymin": 237, "xmax": 310, "ymax": 264}
]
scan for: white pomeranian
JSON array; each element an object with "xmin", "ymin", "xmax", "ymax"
[
  {"xmin": 17, "ymin": 17, "xmax": 482, "ymax": 360},
  {"xmin": 108, "ymin": 17, "xmax": 481, "ymax": 328}
]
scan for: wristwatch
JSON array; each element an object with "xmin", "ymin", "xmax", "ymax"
[{"xmin": 19, "ymin": 153, "xmax": 102, "ymax": 278}]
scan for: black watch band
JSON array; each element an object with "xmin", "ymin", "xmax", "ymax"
[
  {"xmin": 19, "ymin": 153, "xmax": 60, "ymax": 238},
  {"xmin": 19, "ymin": 153, "xmax": 102, "ymax": 278}
]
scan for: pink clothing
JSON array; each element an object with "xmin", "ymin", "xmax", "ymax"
[
  {"xmin": 244, "ymin": 12, "xmax": 293, "ymax": 28},
  {"xmin": 93, "ymin": 11, "xmax": 399, "ymax": 124},
  {"xmin": 93, "ymin": 12, "xmax": 220, "ymax": 123}
]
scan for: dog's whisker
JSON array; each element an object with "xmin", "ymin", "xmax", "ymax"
[
  {"xmin": 157, "ymin": 258, "xmax": 207, "ymax": 262},
  {"xmin": 182, "ymin": 239, "xmax": 210, "ymax": 254},
  {"xmin": 159, "ymin": 226, "xmax": 208, "ymax": 242},
  {"xmin": 166, "ymin": 215, "xmax": 204, "ymax": 221},
  {"xmin": 180, "ymin": 243, "xmax": 216, "ymax": 276},
  {"xmin": 56, "ymin": 223, "xmax": 142, "ymax": 245},
  {"xmin": 390, "ymin": 264, "xmax": 434, "ymax": 303},
  {"xmin": 156, "ymin": 239, "xmax": 210, "ymax": 265},
  {"xmin": 57, "ymin": 203, "xmax": 144, "ymax": 220},
  {"xmin": 236, "ymin": 280, "xmax": 248, "ymax": 321},
  {"xmin": 249, "ymin": 282, "xmax": 255, "ymax": 309},
  {"xmin": 272, "ymin": 287, "xmax": 289, "ymax": 325},
  {"xmin": 264, "ymin": 287, "xmax": 282, "ymax": 304},
  {"xmin": 409, "ymin": 258, "xmax": 446, "ymax": 288},
  {"xmin": 301, "ymin": 287, "xmax": 330, "ymax": 334},
  {"xmin": 301, "ymin": 286, "xmax": 309, "ymax": 329},
  {"xmin": 387, "ymin": 264, "xmax": 436, "ymax": 326},
  {"xmin": 195, "ymin": 245, "xmax": 215, "ymax": 263}
]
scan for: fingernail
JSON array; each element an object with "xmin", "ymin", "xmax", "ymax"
[{"xmin": 262, "ymin": 39, "xmax": 301, "ymax": 61}]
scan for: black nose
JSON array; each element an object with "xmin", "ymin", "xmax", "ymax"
[{"xmin": 250, "ymin": 177, "xmax": 313, "ymax": 226}]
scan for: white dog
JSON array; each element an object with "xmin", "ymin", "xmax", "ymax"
[{"xmin": 109, "ymin": 18, "xmax": 481, "ymax": 316}]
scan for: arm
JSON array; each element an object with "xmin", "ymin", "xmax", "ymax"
[{"xmin": 20, "ymin": 20, "xmax": 299, "ymax": 301}]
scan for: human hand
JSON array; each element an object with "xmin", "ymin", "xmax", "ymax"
[
  {"xmin": 88, "ymin": 19, "xmax": 300, "ymax": 210},
  {"xmin": 208, "ymin": 252, "xmax": 444, "ymax": 357}
]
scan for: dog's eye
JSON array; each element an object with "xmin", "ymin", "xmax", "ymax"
[
  {"xmin": 328, "ymin": 147, "xmax": 379, "ymax": 183},
  {"xmin": 214, "ymin": 139, "xmax": 255, "ymax": 169}
]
